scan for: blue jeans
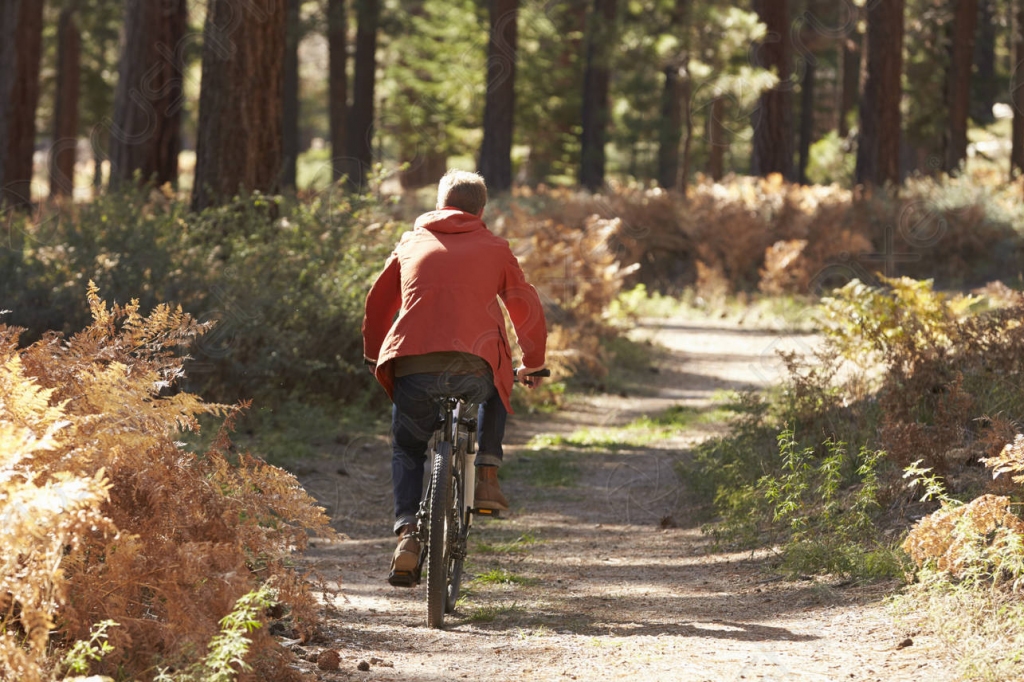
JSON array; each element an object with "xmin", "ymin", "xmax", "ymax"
[{"xmin": 391, "ymin": 372, "xmax": 507, "ymax": 534}]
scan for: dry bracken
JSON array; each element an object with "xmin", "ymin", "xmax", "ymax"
[{"xmin": 0, "ymin": 284, "xmax": 334, "ymax": 681}]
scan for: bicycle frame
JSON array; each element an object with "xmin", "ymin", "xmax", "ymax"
[
  {"xmin": 413, "ymin": 368, "xmax": 549, "ymax": 627},
  {"xmin": 417, "ymin": 395, "xmax": 477, "ymax": 628}
]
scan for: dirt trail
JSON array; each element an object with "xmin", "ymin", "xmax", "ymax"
[{"xmin": 294, "ymin": 319, "xmax": 952, "ymax": 682}]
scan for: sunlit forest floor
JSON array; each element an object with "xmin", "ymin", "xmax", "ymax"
[{"xmin": 289, "ymin": 318, "xmax": 948, "ymax": 681}]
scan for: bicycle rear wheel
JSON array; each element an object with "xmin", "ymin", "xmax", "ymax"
[
  {"xmin": 426, "ymin": 441, "xmax": 452, "ymax": 628},
  {"xmin": 445, "ymin": 456, "xmax": 467, "ymax": 613}
]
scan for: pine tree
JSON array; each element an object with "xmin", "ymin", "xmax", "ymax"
[
  {"xmin": 972, "ymin": 0, "xmax": 997, "ymax": 125},
  {"xmin": 579, "ymin": 0, "xmax": 617, "ymax": 191},
  {"xmin": 655, "ymin": 0, "xmax": 691, "ymax": 192},
  {"xmin": 191, "ymin": 0, "xmax": 286, "ymax": 211},
  {"xmin": 1012, "ymin": 0, "xmax": 1024, "ymax": 178},
  {"xmin": 944, "ymin": 0, "xmax": 979, "ymax": 174},
  {"xmin": 281, "ymin": 0, "xmax": 301, "ymax": 190},
  {"xmin": 0, "ymin": 0, "xmax": 21, "ymax": 195},
  {"xmin": 856, "ymin": 0, "xmax": 904, "ymax": 187},
  {"xmin": 515, "ymin": 0, "xmax": 586, "ymax": 184},
  {"xmin": 837, "ymin": 18, "xmax": 859, "ymax": 139},
  {"xmin": 343, "ymin": 0, "xmax": 380, "ymax": 190},
  {"xmin": 50, "ymin": 1, "xmax": 82, "ymax": 198},
  {"xmin": 479, "ymin": 0, "xmax": 519, "ymax": 193},
  {"xmin": 2, "ymin": 0, "xmax": 44, "ymax": 208},
  {"xmin": 329, "ymin": 0, "xmax": 348, "ymax": 183},
  {"xmin": 108, "ymin": 0, "xmax": 187, "ymax": 189},
  {"xmin": 750, "ymin": 0, "xmax": 793, "ymax": 179}
]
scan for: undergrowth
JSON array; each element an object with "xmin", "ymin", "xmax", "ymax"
[
  {"xmin": 891, "ymin": 577, "xmax": 1024, "ymax": 681},
  {"xmin": 686, "ymin": 276, "xmax": 1024, "ymax": 581},
  {"xmin": 0, "ymin": 287, "xmax": 333, "ymax": 681},
  {"xmin": 893, "ymin": 450, "xmax": 1024, "ymax": 680}
]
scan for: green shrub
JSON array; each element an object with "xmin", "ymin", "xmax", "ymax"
[{"xmin": 2, "ymin": 187, "xmax": 404, "ymax": 412}]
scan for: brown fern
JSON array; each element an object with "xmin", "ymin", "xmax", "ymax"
[{"xmin": 0, "ymin": 286, "xmax": 334, "ymax": 681}]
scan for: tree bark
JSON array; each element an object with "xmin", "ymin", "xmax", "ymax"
[
  {"xmin": 656, "ymin": 66, "xmax": 681, "ymax": 190},
  {"xmin": 579, "ymin": 0, "xmax": 617, "ymax": 192},
  {"xmin": 2, "ymin": 0, "xmax": 43, "ymax": 208},
  {"xmin": 0, "ymin": 0, "xmax": 21, "ymax": 194},
  {"xmin": 1012, "ymin": 0, "xmax": 1024, "ymax": 178},
  {"xmin": 478, "ymin": 0, "xmax": 518, "ymax": 193},
  {"xmin": 972, "ymin": 0, "xmax": 996, "ymax": 125},
  {"xmin": 679, "ymin": 75, "xmax": 693, "ymax": 195},
  {"xmin": 191, "ymin": 0, "xmax": 286, "ymax": 211},
  {"xmin": 837, "ymin": 27, "xmax": 860, "ymax": 138},
  {"xmin": 855, "ymin": 0, "xmax": 904, "ymax": 188},
  {"xmin": 344, "ymin": 0, "xmax": 380, "ymax": 190},
  {"xmin": 750, "ymin": 0, "xmax": 793, "ymax": 179},
  {"xmin": 328, "ymin": 0, "xmax": 348, "ymax": 183},
  {"xmin": 708, "ymin": 96, "xmax": 725, "ymax": 181},
  {"xmin": 944, "ymin": 0, "xmax": 979, "ymax": 174},
  {"xmin": 281, "ymin": 0, "xmax": 300, "ymax": 190},
  {"xmin": 50, "ymin": 3, "xmax": 82, "ymax": 199},
  {"xmin": 109, "ymin": 0, "xmax": 187, "ymax": 189},
  {"xmin": 797, "ymin": 57, "xmax": 815, "ymax": 184},
  {"xmin": 655, "ymin": 0, "xmax": 691, "ymax": 191}
]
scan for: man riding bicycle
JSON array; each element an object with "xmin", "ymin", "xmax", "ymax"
[{"xmin": 362, "ymin": 169, "xmax": 548, "ymax": 586}]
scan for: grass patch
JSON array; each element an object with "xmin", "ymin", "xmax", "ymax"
[
  {"xmin": 474, "ymin": 532, "xmax": 541, "ymax": 555},
  {"xmin": 472, "ymin": 568, "xmax": 538, "ymax": 586},
  {"xmin": 606, "ymin": 283, "xmax": 691, "ymax": 321},
  {"xmin": 892, "ymin": 575, "xmax": 1024, "ymax": 681},
  {"xmin": 464, "ymin": 602, "xmax": 525, "ymax": 623},
  {"xmin": 182, "ymin": 399, "xmax": 385, "ymax": 468},
  {"xmin": 525, "ymin": 401, "xmax": 740, "ymax": 452},
  {"xmin": 502, "ymin": 451, "xmax": 580, "ymax": 488},
  {"xmin": 777, "ymin": 541, "xmax": 909, "ymax": 581},
  {"xmin": 607, "ymin": 283, "xmax": 819, "ymax": 332}
]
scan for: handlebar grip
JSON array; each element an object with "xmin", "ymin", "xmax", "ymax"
[{"xmin": 516, "ymin": 368, "xmax": 551, "ymax": 383}]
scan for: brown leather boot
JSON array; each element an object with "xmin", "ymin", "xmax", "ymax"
[
  {"xmin": 388, "ymin": 524, "xmax": 421, "ymax": 587},
  {"xmin": 474, "ymin": 465, "xmax": 509, "ymax": 511}
]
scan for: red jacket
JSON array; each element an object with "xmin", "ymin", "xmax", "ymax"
[{"xmin": 362, "ymin": 208, "xmax": 547, "ymax": 412}]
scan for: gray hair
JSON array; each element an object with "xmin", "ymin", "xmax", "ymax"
[{"xmin": 436, "ymin": 169, "xmax": 488, "ymax": 215}]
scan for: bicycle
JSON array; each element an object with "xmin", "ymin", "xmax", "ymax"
[{"xmin": 404, "ymin": 368, "xmax": 549, "ymax": 628}]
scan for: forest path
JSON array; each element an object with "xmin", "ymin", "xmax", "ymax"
[{"xmin": 295, "ymin": 318, "xmax": 951, "ymax": 681}]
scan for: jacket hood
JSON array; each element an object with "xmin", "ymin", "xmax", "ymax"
[{"xmin": 413, "ymin": 208, "xmax": 486, "ymax": 234}]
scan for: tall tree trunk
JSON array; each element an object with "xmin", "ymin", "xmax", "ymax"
[
  {"xmin": 656, "ymin": 66, "xmax": 681, "ymax": 190},
  {"xmin": 2, "ymin": 0, "xmax": 44, "ymax": 208},
  {"xmin": 191, "ymin": 0, "xmax": 286, "ymax": 211},
  {"xmin": 751, "ymin": 0, "xmax": 793, "ymax": 179},
  {"xmin": 478, "ymin": 0, "xmax": 518, "ymax": 193},
  {"xmin": 579, "ymin": 0, "xmax": 617, "ymax": 192},
  {"xmin": 797, "ymin": 58, "xmax": 815, "ymax": 184},
  {"xmin": 0, "ymin": 0, "xmax": 21, "ymax": 194},
  {"xmin": 344, "ymin": 0, "xmax": 380, "ymax": 190},
  {"xmin": 50, "ymin": 3, "xmax": 81, "ymax": 199},
  {"xmin": 679, "ymin": 75, "xmax": 693, "ymax": 195},
  {"xmin": 837, "ymin": 22, "xmax": 860, "ymax": 138},
  {"xmin": 944, "ymin": 0, "xmax": 979, "ymax": 174},
  {"xmin": 328, "ymin": 0, "xmax": 348, "ymax": 183},
  {"xmin": 655, "ymin": 0, "xmax": 691, "ymax": 191},
  {"xmin": 708, "ymin": 96, "xmax": 725, "ymax": 181},
  {"xmin": 1012, "ymin": 0, "xmax": 1024, "ymax": 178},
  {"xmin": 281, "ymin": 0, "xmax": 300, "ymax": 190},
  {"xmin": 973, "ymin": 0, "xmax": 996, "ymax": 124},
  {"xmin": 855, "ymin": 0, "xmax": 904, "ymax": 188},
  {"xmin": 109, "ymin": 0, "xmax": 187, "ymax": 189}
]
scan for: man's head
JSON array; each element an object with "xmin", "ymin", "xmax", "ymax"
[{"xmin": 436, "ymin": 169, "xmax": 487, "ymax": 216}]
